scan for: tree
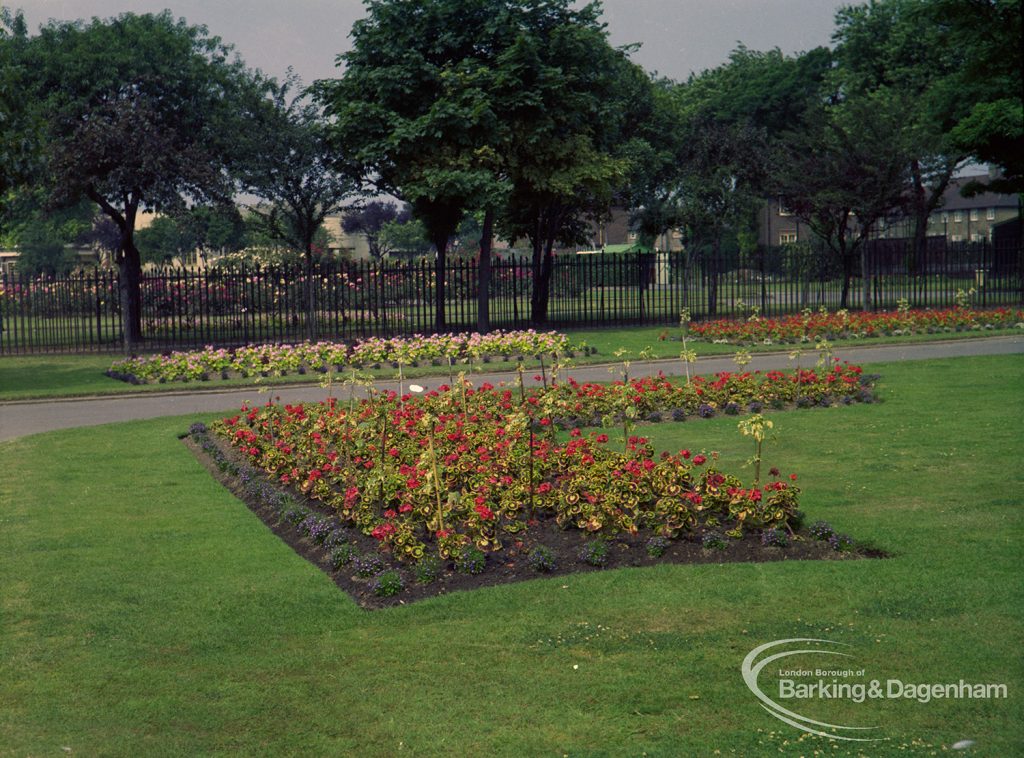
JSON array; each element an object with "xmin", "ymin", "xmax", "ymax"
[
  {"xmin": 18, "ymin": 11, "xmax": 269, "ymax": 348},
  {"xmin": 492, "ymin": 5, "xmax": 655, "ymax": 323},
  {"xmin": 920, "ymin": 0, "xmax": 1023, "ymax": 194},
  {"xmin": 315, "ymin": 0, "xmax": 515, "ymax": 331},
  {"xmin": 342, "ymin": 200, "xmax": 408, "ymax": 260},
  {"xmin": 0, "ymin": 9, "xmax": 32, "ymax": 201},
  {"xmin": 775, "ymin": 93, "xmax": 911, "ymax": 308},
  {"xmin": 317, "ymin": 0, "xmax": 652, "ymax": 329},
  {"xmin": 135, "ymin": 216, "xmax": 195, "ymax": 265},
  {"xmin": 378, "ymin": 217, "xmax": 433, "ymax": 257},
  {"xmin": 831, "ymin": 0, "xmax": 971, "ymax": 259},
  {"xmin": 237, "ymin": 76, "xmax": 357, "ymax": 340}
]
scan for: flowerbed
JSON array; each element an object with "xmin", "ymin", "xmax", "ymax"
[
  {"xmin": 107, "ymin": 329, "xmax": 581, "ymax": 384},
  {"xmin": 688, "ymin": 306, "xmax": 1024, "ymax": 345},
  {"xmin": 197, "ymin": 365, "xmax": 880, "ymax": 605}
]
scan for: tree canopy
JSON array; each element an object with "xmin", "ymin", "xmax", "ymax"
[{"xmin": 15, "ymin": 11, "xmax": 269, "ymax": 346}]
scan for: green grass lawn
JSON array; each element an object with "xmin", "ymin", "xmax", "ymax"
[
  {"xmin": 2, "ymin": 354, "xmax": 1022, "ymax": 755},
  {"xmin": 2, "ymin": 325, "xmax": 1020, "ymax": 401}
]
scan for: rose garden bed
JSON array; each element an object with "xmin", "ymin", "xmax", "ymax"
[{"xmin": 187, "ymin": 365, "xmax": 884, "ymax": 608}]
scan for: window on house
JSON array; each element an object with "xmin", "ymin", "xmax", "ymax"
[
  {"xmin": 627, "ymin": 231, "xmax": 638, "ymax": 241},
  {"xmin": 779, "ymin": 231, "xmax": 798, "ymax": 244},
  {"xmin": 778, "ymin": 198, "xmax": 793, "ymax": 216},
  {"xmin": 971, "ymin": 232, "xmax": 983, "ymax": 243},
  {"xmin": 953, "ymin": 211, "xmax": 963, "ymax": 222},
  {"xmin": 986, "ymin": 208, "xmax": 995, "ymax": 220},
  {"xmin": 969, "ymin": 209, "xmax": 979, "ymax": 221},
  {"xmin": 951, "ymin": 234, "xmax": 964, "ymax": 242},
  {"xmin": 670, "ymin": 229, "xmax": 682, "ymax": 239},
  {"xmin": 942, "ymin": 212, "xmax": 949, "ymax": 223}
]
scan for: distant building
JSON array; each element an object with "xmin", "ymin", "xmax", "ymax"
[{"xmin": 923, "ymin": 175, "xmax": 1020, "ymax": 243}]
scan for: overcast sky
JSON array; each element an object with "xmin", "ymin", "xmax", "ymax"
[{"xmin": 13, "ymin": 0, "xmax": 850, "ymax": 85}]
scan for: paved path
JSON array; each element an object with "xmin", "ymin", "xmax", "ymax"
[{"xmin": 1, "ymin": 335, "xmax": 1021, "ymax": 443}]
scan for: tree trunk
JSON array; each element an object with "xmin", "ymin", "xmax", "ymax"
[
  {"xmin": 529, "ymin": 213, "xmax": 544, "ymax": 324},
  {"xmin": 707, "ymin": 238, "xmax": 720, "ymax": 319},
  {"xmin": 117, "ymin": 238, "xmax": 144, "ymax": 350},
  {"xmin": 476, "ymin": 208, "xmax": 494, "ymax": 334},
  {"xmin": 431, "ymin": 232, "xmax": 448, "ymax": 331},
  {"xmin": 840, "ymin": 244, "xmax": 853, "ymax": 310},
  {"xmin": 535, "ymin": 235, "xmax": 556, "ymax": 324},
  {"xmin": 304, "ymin": 248, "xmax": 317, "ymax": 342}
]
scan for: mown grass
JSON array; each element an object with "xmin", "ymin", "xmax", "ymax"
[
  {"xmin": 1, "ymin": 325, "xmax": 1020, "ymax": 401},
  {"xmin": 1, "ymin": 355, "xmax": 1022, "ymax": 756}
]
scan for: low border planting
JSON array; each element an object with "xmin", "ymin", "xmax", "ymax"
[
  {"xmin": 194, "ymin": 365, "xmax": 881, "ymax": 606},
  {"xmin": 107, "ymin": 329, "xmax": 584, "ymax": 384},
  {"xmin": 688, "ymin": 305, "xmax": 1024, "ymax": 345}
]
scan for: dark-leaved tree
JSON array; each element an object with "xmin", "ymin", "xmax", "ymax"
[{"xmin": 19, "ymin": 11, "xmax": 269, "ymax": 348}]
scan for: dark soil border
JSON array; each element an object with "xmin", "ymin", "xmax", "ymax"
[{"xmin": 184, "ymin": 430, "xmax": 887, "ymax": 610}]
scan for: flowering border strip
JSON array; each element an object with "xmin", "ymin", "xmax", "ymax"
[
  {"xmin": 688, "ymin": 306, "xmax": 1024, "ymax": 346},
  {"xmin": 108, "ymin": 330, "xmax": 581, "ymax": 384}
]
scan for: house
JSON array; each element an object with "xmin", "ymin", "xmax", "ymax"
[
  {"xmin": 757, "ymin": 174, "xmax": 1021, "ymax": 247},
  {"xmin": 923, "ymin": 175, "xmax": 1020, "ymax": 243}
]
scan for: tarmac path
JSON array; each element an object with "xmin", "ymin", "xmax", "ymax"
[{"xmin": 1, "ymin": 335, "xmax": 1020, "ymax": 443}]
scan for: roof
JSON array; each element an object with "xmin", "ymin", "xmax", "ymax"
[
  {"xmin": 601, "ymin": 243, "xmax": 653, "ymax": 253},
  {"xmin": 939, "ymin": 175, "xmax": 1020, "ymax": 211}
]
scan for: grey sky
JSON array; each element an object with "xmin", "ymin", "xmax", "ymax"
[{"xmin": 13, "ymin": 0, "xmax": 849, "ymax": 85}]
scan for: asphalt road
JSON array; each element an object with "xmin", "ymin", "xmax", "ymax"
[{"xmin": 1, "ymin": 335, "xmax": 1021, "ymax": 443}]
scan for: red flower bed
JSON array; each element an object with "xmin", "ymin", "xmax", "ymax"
[
  {"xmin": 208, "ymin": 367, "xmax": 877, "ymax": 566},
  {"xmin": 688, "ymin": 306, "xmax": 1023, "ymax": 345}
]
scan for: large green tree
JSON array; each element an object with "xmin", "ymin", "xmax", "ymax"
[
  {"xmin": 318, "ymin": 0, "xmax": 652, "ymax": 329},
  {"xmin": 315, "ymin": 0, "xmax": 512, "ymax": 331},
  {"xmin": 920, "ymin": 0, "xmax": 1023, "ymax": 194},
  {"xmin": 492, "ymin": 3, "xmax": 654, "ymax": 323},
  {"xmin": 831, "ymin": 0, "xmax": 971, "ymax": 258},
  {"xmin": 0, "ymin": 9, "xmax": 30, "ymax": 199},
  {"xmin": 18, "ymin": 11, "xmax": 268, "ymax": 347}
]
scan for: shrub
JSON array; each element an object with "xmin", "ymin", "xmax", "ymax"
[
  {"xmin": 282, "ymin": 505, "xmax": 311, "ymax": 526},
  {"xmin": 354, "ymin": 553, "xmax": 387, "ymax": 578},
  {"xmin": 761, "ymin": 527, "xmax": 790, "ymax": 547},
  {"xmin": 371, "ymin": 570, "xmax": 406, "ymax": 597},
  {"xmin": 323, "ymin": 529, "xmax": 349, "ymax": 549},
  {"xmin": 329, "ymin": 543, "xmax": 357, "ymax": 569},
  {"xmin": 795, "ymin": 396, "xmax": 813, "ymax": 409},
  {"xmin": 671, "ymin": 408, "xmax": 687, "ymax": 422},
  {"xmin": 697, "ymin": 403, "xmax": 716, "ymax": 418},
  {"xmin": 808, "ymin": 521, "xmax": 835, "ymax": 541},
  {"xmin": 578, "ymin": 539, "xmax": 609, "ymax": 567},
  {"xmin": 456, "ymin": 547, "xmax": 487, "ymax": 575},
  {"xmin": 527, "ymin": 545, "xmax": 557, "ymax": 573},
  {"xmin": 701, "ymin": 531, "xmax": 728, "ymax": 551},
  {"xmin": 829, "ymin": 533, "xmax": 855, "ymax": 552},
  {"xmin": 645, "ymin": 536, "xmax": 670, "ymax": 558},
  {"xmin": 723, "ymin": 402, "xmax": 741, "ymax": 416},
  {"xmin": 414, "ymin": 556, "xmax": 444, "ymax": 584},
  {"xmin": 748, "ymin": 401, "xmax": 764, "ymax": 414}
]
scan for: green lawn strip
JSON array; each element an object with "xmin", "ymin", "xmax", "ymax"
[
  {"xmin": 1, "ymin": 356, "xmax": 1022, "ymax": 755},
  {"xmin": 2, "ymin": 326, "xmax": 1021, "ymax": 401}
]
